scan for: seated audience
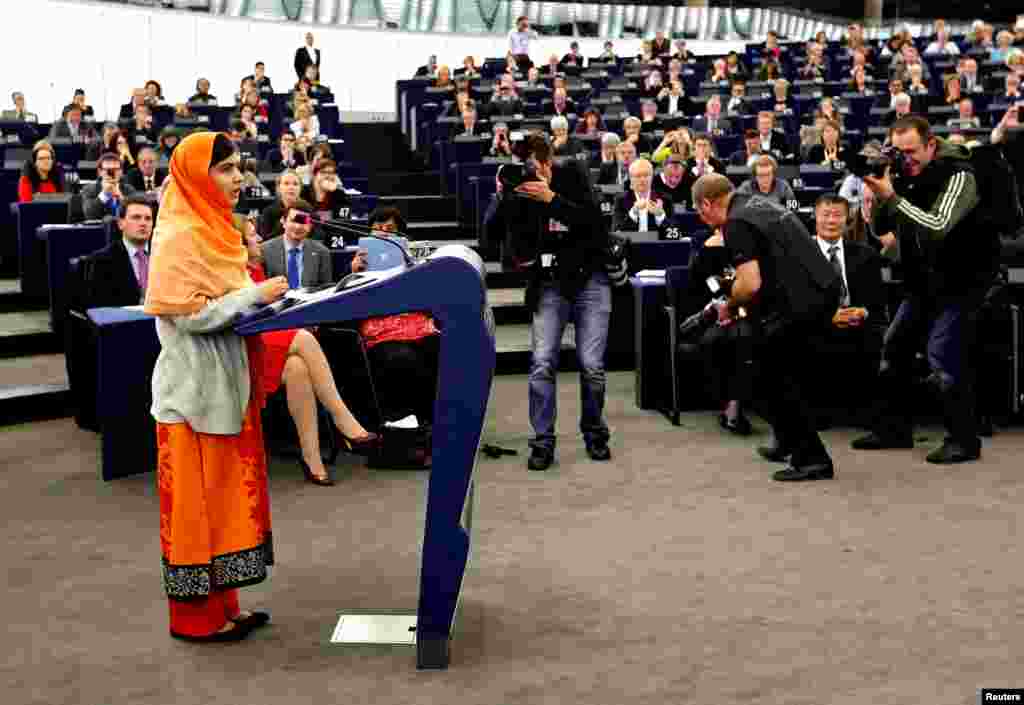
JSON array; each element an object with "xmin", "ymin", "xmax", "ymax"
[
  {"xmin": 290, "ymin": 103, "xmax": 321, "ymax": 140},
  {"xmin": 848, "ymin": 65, "xmax": 874, "ymax": 96},
  {"xmin": 958, "ymin": 58, "xmax": 983, "ymax": 94},
  {"xmin": 730, "ymin": 129, "xmax": 762, "ymax": 167},
  {"xmin": 130, "ymin": 104, "xmax": 158, "ymax": 143},
  {"xmin": 489, "ymin": 122, "xmax": 514, "ymax": 157},
  {"xmin": 906, "ymin": 64, "xmax": 930, "ymax": 98},
  {"xmin": 992, "ymin": 31, "xmax": 1014, "ymax": 63},
  {"xmin": 597, "ymin": 140, "xmax": 636, "ymax": 186},
  {"xmin": 692, "ymin": 95, "xmax": 733, "ymax": 136},
  {"xmin": 651, "ymin": 31, "xmax": 671, "ymax": 58},
  {"xmin": 3, "ymin": 91, "xmax": 38, "ymax": 122},
  {"xmin": 754, "ymin": 111, "xmax": 791, "ymax": 161},
  {"xmin": 575, "ymin": 106, "xmax": 605, "ymax": 136},
  {"xmin": 804, "ymin": 194, "xmax": 886, "ymax": 426},
  {"xmin": 725, "ymin": 51, "xmax": 747, "ymax": 81},
  {"xmin": 264, "ymin": 132, "xmax": 306, "ymax": 173},
  {"xmin": 925, "ymin": 30, "xmax": 961, "ymax": 56},
  {"xmin": 64, "ymin": 89, "xmax": 94, "ymax": 120},
  {"xmin": 81, "ymin": 152, "xmax": 138, "ymax": 220},
  {"xmin": 143, "ymin": 80, "xmax": 164, "ymax": 107},
  {"xmin": 561, "ymin": 41, "xmax": 584, "ymax": 70},
  {"xmin": 1001, "ymin": 72, "xmax": 1023, "ymax": 103},
  {"xmin": 641, "ymin": 70, "xmax": 665, "ymax": 100},
  {"xmin": 434, "ymin": 64, "xmax": 454, "ymax": 90},
  {"xmin": 680, "ymin": 227, "xmax": 755, "ymax": 434},
  {"xmin": 488, "ymin": 74, "xmax": 524, "ymax": 118},
  {"xmin": 622, "ymin": 116, "xmax": 652, "ymax": 155},
  {"xmin": 657, "ymin": 78, "xmax": 689, "ymax": 115},
  {"xmin": 735, "ymin": 154, "xmax": 796, "ymax": 206},
  {"xmin": 445, "ymin": 88, "xmax": 473, "ymax": 118},
  {"xmin": 652, "ymin": 154, "xmax": 689, "ymax": 209},
  {"xmin": 259, "ymin": 170, "xmax": 303, "ymax": 239},
  {"xmin": 725, "ymin": 80, "xmax": 751, "ymax": 117},
  {"xmin": 805, "ymin": 119, "xmax": 850, "ymax": 168},
  {"xmin": 672, "ymin": 39, "xmax": 695, "ymax": 64},
  {"xmin": 639, "ymin": 100, "xmax": 660, "ymax": 128},
  {"xmin": 350, "ymin": 207, "xmax": 440, "ymax": 441},
  {"xmin": 303, "ymin": 65, "xmax": 331, "ymax": 97},
  {"xmin": 612, "ymin": 158, "xmax": 673, "ymax": 232},
  {"xmin": 685, "ymin": 134, "xmax": 724, "ymax": 181},
  {"xmin": 188, "ymin": 78, "xmax": 217, "ymax": 105},
  {"xmin": 546, "ymin": 87, "xmax": 576, "ymax": 117},
  {"xmin": 84, "ymin": 195, "xmax": 154, "ymax": 307},
  {"xmin": 261, "ymin": 198, "xmax": 333, "ymax": 288},
  {"xmin": 877, "ymin": 78, "xmax": 904, "ymax": 109},
  {"xmin": 17, "ymin": 141, "xmax": 64, "ymax": 203},
  {"xmin": 118, "ymin": 89, "xmax": 147, "ymax": 120},
  {"xmin": 594, "ymin": 132, "xmax": 620, "ymax": 168},
  {"xmin": 300, "ymin": 159, "xmax": 352, "ymax": 224},
  {"xmin": 114, "ymin": 131, "xmax": 137, "ymax": 172},
  {"xmin": 707, "ymin": 59, "xmax": 730, "ymax": 84},
  {"xmin": 948, "ymin": 98, "xmax": 982, "ymax": 129},
  {"xmin": 157, "ymin": 127, "xmax": 180, "ymax": 160},
  {"xmin": 816, "ymin": 97, "xmax": 845, "ymax": 130},
  {"xmin": 883, "ymin": 93, "xmax": 913, "ymax": 126},
  {"xmin": 758, "ymin": 56, "xmax": 782, "ymax": 82},
  {"xmin": 935, "ymin": 73, "xmax": 964, "ymax": 108},
  {"xmin": 49, "ymin": 106, "xmax": 97, "ymax": 143},
  {"xmin": 236, "ymin": 105, "xmax": 260, "ymax": 140},
  {"xmin": 458, "ymin": 55, "xmax": 480, "ymax": 79},
  {"xmin": 244, "ymin": 61, "xmax": 274, "ymax": 93},
  {"xmin": 124, "ymin": 147, "xmax": 164, "ymax": 194},
  {"xmin": 551, "ymin": 116, "xmax": 583, "ymax": 158},
  {"xmin": 598, "ymin": 41, "xmax": 617, "ymax": 62},
  {"xmin": 85, "ymin": 122, "xmax": 120, "ymax": 162},
  {"xmin": 242, "ymin": 220, "xmax": 377, "ymax": 485},
  {"xmin": 651, "ymin": 127, "xmax": 692, "ymax": 165},
  {"xmin": 772, "ymin": 78, "xmax": 795, "ymax": 114}
]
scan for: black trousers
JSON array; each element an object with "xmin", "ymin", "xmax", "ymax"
[
  {"xmin": 804, "ymin": 325, "xmax": 884, "ymax": 424},
  {"xmin": 367, "ymin": 336, "xmax": 440, "ymax": 425},
  {"xmin": 760, "ymin": 322, "xmax": 831, "ymax": 466}
]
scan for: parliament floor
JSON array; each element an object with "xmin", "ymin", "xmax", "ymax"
[{"xmin": 1, "ymin": 371, "xmax": 1021, "ymax": 704}]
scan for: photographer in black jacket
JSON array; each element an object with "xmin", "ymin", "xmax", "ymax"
[
  {"xmin": 693, "ymin": 174, "xmax": 841, "ymax": 481},
  {"xmin": 855, "ymin": 115, "xmax": 992, "ymax": 463},
  {"xmin": 484, "ymin": 133, "xmax": 611, "ymax": 471}
]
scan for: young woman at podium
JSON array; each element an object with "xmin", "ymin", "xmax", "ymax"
[{"xmin": 144, "ymin": 131, "xmax": 289, "ymax": 643}]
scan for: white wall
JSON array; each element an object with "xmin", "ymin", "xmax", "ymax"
[{"xmin": 3, "ymin": 0, "xmax": 744, "ymax": 123}]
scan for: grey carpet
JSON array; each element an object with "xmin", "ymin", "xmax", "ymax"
[{"xmin": 0, "ymin": 372, "xmax": 1021, "ymax": 704}]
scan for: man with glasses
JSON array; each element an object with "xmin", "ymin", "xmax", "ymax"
[
  {"xmin": 300, "ymin": 158, "xmax": 351, "ymax": 228},
  {"xmin": 81, "ymin": 152, "xmax": 137, "ymax": 220},
  {"xmin": 260, "ymin": 198, "xmax": 333, "ymax": 289},
  {"xmin": 125, "ymin": 147, "xmax": 164, "ymax": 195}
]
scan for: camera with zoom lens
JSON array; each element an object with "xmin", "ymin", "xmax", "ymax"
[
  {"xmin": 497, "ymin": 162, "xmax": 540, "ymax": 191},
  {"xmin": 678, "ymin": 268, "xmax": 737, "ymax": 340},
  {"xmin": 849, "ymin": 143, "xmax": 904, "ymax": 179}
]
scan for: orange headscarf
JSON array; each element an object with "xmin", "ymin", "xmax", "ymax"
[{"xmin": 144, "ymin": 131, "xmax": 250, "ymax": 316}]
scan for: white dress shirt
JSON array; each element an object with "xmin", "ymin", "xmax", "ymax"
[
  {"xmin": 508, "ymin": 29, "xmax": 536, "ymax": 55},
  {"xmin": 306, "ymin": 46, "xmax": 317, "ymax": 64},
  {"xmin": 629, "ymin": 191, "xmax": 666, "ymax": 231},
  {"xmin": 668, "ymin": 95, "xmax": 680, "ymax": 114}
]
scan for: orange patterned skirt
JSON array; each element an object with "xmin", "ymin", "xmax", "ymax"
[{"xmin": 156, "ymin": 392, "xmax": 273, "ymax": 608}]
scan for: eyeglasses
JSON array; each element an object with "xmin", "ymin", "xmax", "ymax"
[{"xmin": 290, "ymin": 213, "xmax": 312, "ymax": 225}]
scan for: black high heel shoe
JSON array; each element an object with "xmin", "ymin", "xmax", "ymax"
[
  {"xmin": 299, "ymin": 457, "xmax": 335, "ymax": 486},
  {"xmin": 337, "ymin": 430, "xmax": 381, "ymax": 457}
]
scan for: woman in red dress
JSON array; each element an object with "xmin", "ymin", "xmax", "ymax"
[
  {"xmin": 18, "ymin": 141, "xmax": 64, "ymax": 202},
  {"xmin": 241, "ymin": 219, "xmax": 377, "ymax": 485}
]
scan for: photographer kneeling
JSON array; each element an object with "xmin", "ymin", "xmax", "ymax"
[
  {"xmin": 678, "ymin": 229, "xmax": 757, "ymax": 435},
  {"xmin": 853, "ymin": 115, "xmax": 994, "ymax": 463},
  {"xmin": 485, "ymin": 133, "xmax": 611, "ymax": 471}
]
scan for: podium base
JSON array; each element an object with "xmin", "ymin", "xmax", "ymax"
[{"xmin": 330, "ymin": 612, "xmax": 417, "ymax": 645}]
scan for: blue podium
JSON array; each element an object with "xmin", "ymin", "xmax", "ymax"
[{"xmin": 235, "ymin": 244, "xmax": 495, "ymax": 669}]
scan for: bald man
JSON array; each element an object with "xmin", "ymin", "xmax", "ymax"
[{"xmin": 612, "ymin": 158, "xmax": 673, "ymax": 232}]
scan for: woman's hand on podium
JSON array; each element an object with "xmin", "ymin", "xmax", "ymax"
[{"xmin": 258, "ymin": 276, "xmax": 289, "ymax": 304}]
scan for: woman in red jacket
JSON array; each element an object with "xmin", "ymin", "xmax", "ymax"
[
  {"xmin": 241, "ymin": 218, "xmax": 378, "ymax": 485},
  {"xmin": 18, "ymin": 141, "xmax": 64, "ymax": 202}
]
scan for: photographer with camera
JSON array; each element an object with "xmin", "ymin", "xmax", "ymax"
[
  {"xmin": 490, "ymin": 122, "xmax": 514, "ymax": 157},
  {"xmin": 82, "ymin": 152, "xmax": 138, "ymax": 220},
  {"xmin": 851, "ymin": 115, "xmax": 994, "ymax": 463},
  {"xmin": 693, "ymin": 174, "xmax": 842, "ymax": 481},
  {"xmin": 484, "ymin": 133, "xmax": 611, "ymax": 471}
]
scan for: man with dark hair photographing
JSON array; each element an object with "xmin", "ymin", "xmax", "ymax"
[
  {"xmin": 485, "ymin": 133, "xmax": 611, "ymax": 471},
  {"xmin": 693, "ymin": 173, "xmax": 841, "ymax": 481},
  {"xmin": 854, "ymin": 115, "xmax": 992, "ymax": 463}
]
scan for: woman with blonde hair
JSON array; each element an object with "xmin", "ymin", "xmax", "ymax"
[{"xmin": 145, "ymin": 131, "xmax": 288, "ymax": 642}]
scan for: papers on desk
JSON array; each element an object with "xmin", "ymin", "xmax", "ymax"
[
  {"xmin": 385, "ymin": 414, "xmax": 420, "ymax": 429},
  {"xmin": 635, "ymin": 270, "xmax": 666, "ymax": 278}
]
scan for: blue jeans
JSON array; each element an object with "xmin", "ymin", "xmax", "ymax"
[
  {"xmin": 529, "ymin": 273, "xmax": 612, "ymax": 451},
  {"xmin": 876, "ymin": 290, "xmax": 984, "ymax": 444}
]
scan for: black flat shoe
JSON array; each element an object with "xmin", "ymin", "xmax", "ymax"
[
  {"xmin": 171, "ymin": 621, "xmax": 254, "ymax": 643},
  {"xmin": 585, "ymin": 440, "xmax": 611, "ymax": 461},
  {"xmin": 299, "ymin": 458, "xmax": 335, "ymax": 486},
  {"xmin": 527, "ymin": 447, "xmax": 554, "ymax": 471},
  {"xmin": 772, "ymin": 462, "xmax": 835, "ymax": 482},
  {"xmin": 231, "ymin": 611, "xmax": 270, "ymax": 630},
  {"xmin": 719, "ymin": 413, "xmax": 752, "ymax": 436}
]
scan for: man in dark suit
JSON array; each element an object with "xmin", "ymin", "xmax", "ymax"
[
  {"xmin": 754, "ymin": 111, "xmax": 791, "ymax": 161},
  {"xmin": 612, "ymin": 158, "xmax": 673, "ymax": 233},
  {"xmin": 85, "ymin": 195, "xmax": 154, "ymax": 308},
  {"xmin": 725, "ymin": 80, "xmax": 752, "ymax": 117},
  {"xmin": 123, "ymin": 148, "xmax": 165, "ymax": 195},
  {"xmin": 261, "ymin": 198, "xmax": 334, "ymax": 289},
  {"xmin": 729, "ymin": 129, "xmax": 763, "ymax": 167},
  {"xmin": 81, "ymin": 153, "xmax": 138, "ymax": 220},
  {"xmin": 295, "ymin": 32, "xmax": 321, "ymax": 80},
  {"xmin": 243, "ymin": 62, "xmax": 274, "ymax": 94},
  {"xmin": 486, "ymin": 74, "xmax": 525, "ymax": 119},
  {"xmin": 691, "ymin": 96, "xmax": 733, "ymax": 136},
  {"xmin": 805, "ymin": 194, "xmax": 886, "ymax": 426},
  {"xmin": 653, "ymin": 154, "xmax": 690, "ymax": 209}
]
